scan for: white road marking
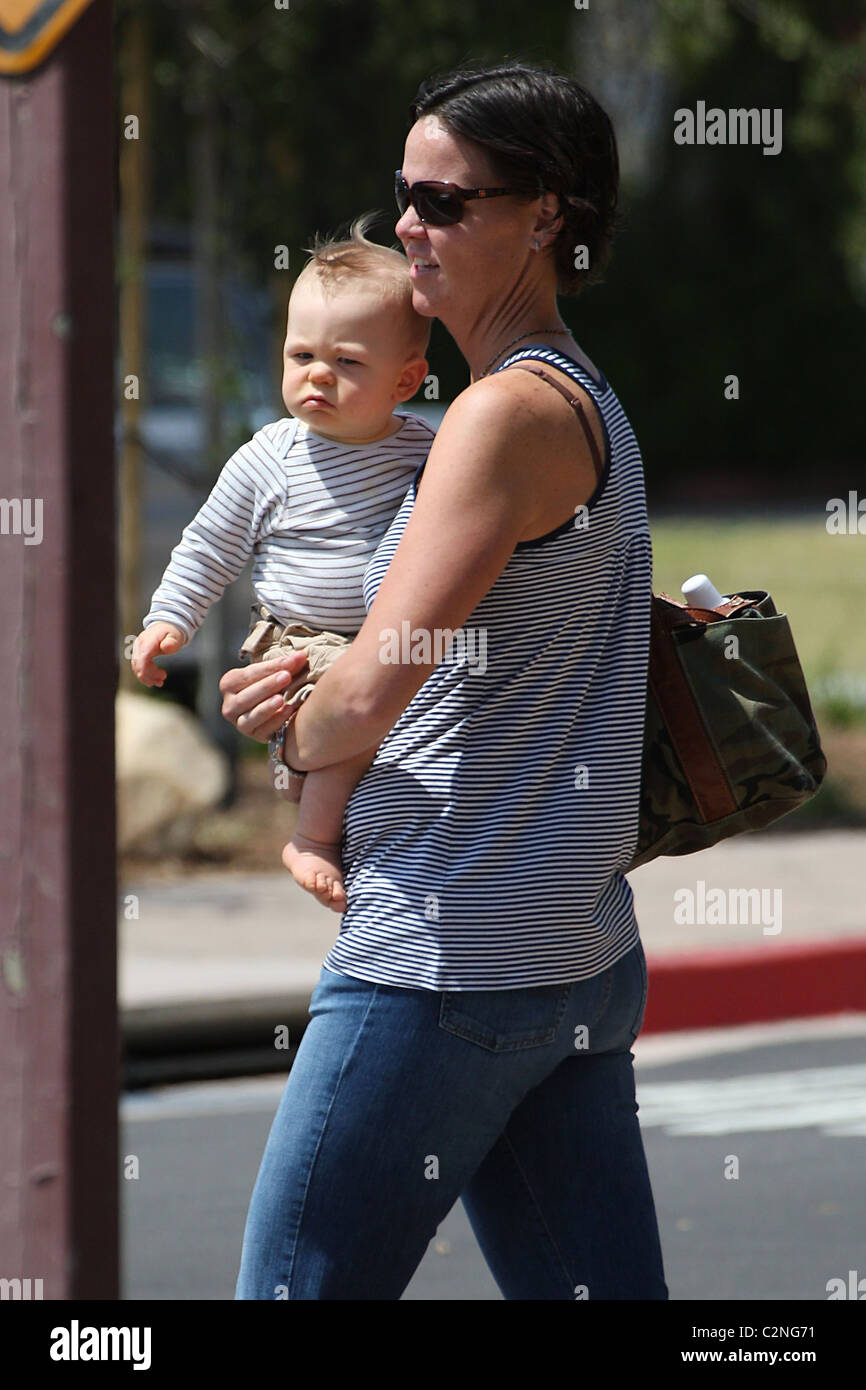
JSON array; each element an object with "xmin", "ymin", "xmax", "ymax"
[
  {"xmin": 637, "ymin": 1062, "xmax": 866, "ymax": 1137},
  {"xmin": 633, "ymin": 1013, "xmax": 866, "ymax": 1068},
  {"xmin": 120, "ymin": 1015, "xmax": 866, "ymax": 1126}
]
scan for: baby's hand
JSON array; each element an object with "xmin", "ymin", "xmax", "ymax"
[{"xmin": 131, "ymin": 623, "xmax": 186, "ymax": 687}]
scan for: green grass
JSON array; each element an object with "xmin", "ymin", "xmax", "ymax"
[{"xmin": 650, "ymin": 516, "xmax": 866, "ymax": 723}]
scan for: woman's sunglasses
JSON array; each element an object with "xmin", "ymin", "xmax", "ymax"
[{"xmin": 395, "ymin": 170, "xmax": 523, "ymax": 226}]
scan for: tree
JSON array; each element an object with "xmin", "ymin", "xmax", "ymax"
[{"xmin": 117, "ymin": 0, "xmax": 866, "ymax": 494}]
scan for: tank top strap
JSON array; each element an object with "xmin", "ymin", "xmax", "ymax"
[{"xmin": 496, "ymin": 359, "xmax": 605, "ymax": 481}]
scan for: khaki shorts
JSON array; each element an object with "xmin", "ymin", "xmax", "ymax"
[
  {"xmin": 239, "ymin": 602, "xmax": 353, "ymax": 701},
  {"xmin": 239, "ymin": 603, "xmax": 354, "ymax": 798}
]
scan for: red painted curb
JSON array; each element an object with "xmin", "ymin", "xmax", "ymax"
[{"xmin": 642, "ymin": 938, "xmax": 866, "ymax": 1033}]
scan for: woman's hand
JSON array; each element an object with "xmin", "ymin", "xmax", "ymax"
[{"xmin": 219, "ymin": 650, "xmax": 310, "ymax": 742}]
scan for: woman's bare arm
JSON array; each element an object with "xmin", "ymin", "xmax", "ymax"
[{"xmin": 221, "ymin": 373, "xmax": 593, "ymax": 766}]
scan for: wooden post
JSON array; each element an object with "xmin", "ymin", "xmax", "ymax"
[
  {"xmin": 118, "ymin": 9, "xmax": 151, "ymax": 689},
  {"xmin": 190, "ymin": 39, "xmax": 237, "ymax": 774},
  {"xmin": 0, "ymin": 0, "xmax": 118, "ymax": 1299}
]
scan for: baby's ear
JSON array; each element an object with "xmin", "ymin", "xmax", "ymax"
[{"xmin": 397, "ymin": 356, "xmax": 430, "ymax": 401}]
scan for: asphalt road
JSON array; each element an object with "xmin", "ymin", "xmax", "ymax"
[{"xmin": 120, "ymin": 1017, "xmax": 866, "ymax": 1301}]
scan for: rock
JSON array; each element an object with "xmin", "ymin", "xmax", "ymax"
[{"xmin": 116, "ymin": 692, "xmax": 231, "ymax": 853}]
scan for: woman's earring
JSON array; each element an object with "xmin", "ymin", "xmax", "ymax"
[{"xmin": 533, "ymin": 238, "xmax": 540, "ymax": 251}]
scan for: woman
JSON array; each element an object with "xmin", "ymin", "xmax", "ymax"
[{"xmin": 222, "ymin": 59, "xmax": 668, "ymax": 1301}]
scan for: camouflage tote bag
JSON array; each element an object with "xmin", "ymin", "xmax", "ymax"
[{"xmin": 627, "ymin": 589, "xmax": 827, "ymax": 872}]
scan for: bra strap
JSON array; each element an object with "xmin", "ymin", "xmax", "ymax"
[{"xmin": 502, "ymin": 361, "xmax": 605, "ymax": 481}]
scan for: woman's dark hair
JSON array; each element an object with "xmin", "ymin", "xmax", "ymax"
[{"xmin": 409, "ymin": 60, "xmax": 620, "ymax": 297}]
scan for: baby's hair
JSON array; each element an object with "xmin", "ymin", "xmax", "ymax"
[{"xmin": 297, "ymin": 210, "xmax": 431, "ymax": 359}]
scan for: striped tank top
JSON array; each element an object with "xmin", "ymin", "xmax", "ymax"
[{"xmin": 322, "ymin": 345, "xmax": 653, "ymax": 991}]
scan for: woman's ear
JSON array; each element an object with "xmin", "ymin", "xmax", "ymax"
[{"xmin": 534, "ymin": 190, "xmax": 564, "ymax": 248}]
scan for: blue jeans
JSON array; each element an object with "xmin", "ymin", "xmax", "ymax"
[{"xmin": 234, "ymin": 939, "xmax": 668, "ymax": 1300}]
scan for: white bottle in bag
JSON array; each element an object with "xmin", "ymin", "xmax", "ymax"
[
  {"xmin": 681, "ymin": 574, "xmax": 724, "ymax": 609},
  {"xmin": 681, "ymin": 573, "xmax": 762, "ymax": 617}
]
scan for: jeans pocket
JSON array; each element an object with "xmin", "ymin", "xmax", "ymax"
[
  {"xmin": 438, "ymin": 982, "xmax": 572, "ymax": 1053},
  {"xmin": 627, "ymin": 939, "xmax": 649, "ymax": 1044}
]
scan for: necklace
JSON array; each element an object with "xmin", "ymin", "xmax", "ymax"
[{"xmin": 477, "ymin": 327, "xmax": 573, "ymax": 380}]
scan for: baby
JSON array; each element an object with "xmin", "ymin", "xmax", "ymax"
[{"xmin": 132, "ymin": 214, "xmax": 434, "ymax": 910}]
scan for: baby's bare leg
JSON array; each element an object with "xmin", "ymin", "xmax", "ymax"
[{"xmin": 282, "ymin": 747, "xmax": 377, "ymax": 912}]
